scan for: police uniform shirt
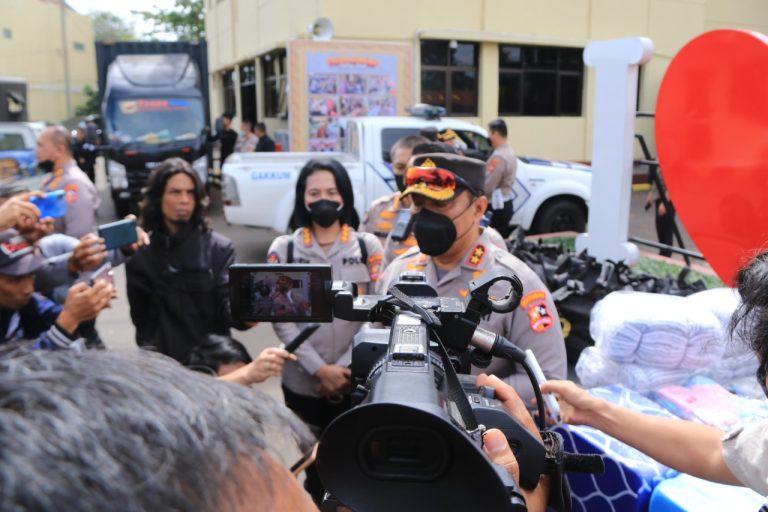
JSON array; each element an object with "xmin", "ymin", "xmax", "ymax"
[
  {"xmin": 377, "ymin": 228, "xmax": 567, "ymax": 404},
  {"xmin": 42, "ymin": 160, "xmax": 101, "ymax": 239},
  {"xmin": 484, "ymin": 143, "xmax": 517, "ymax": 199},
  {"xmin": 267, "ymin": 225, "xmax": 384, "ymax": 397},
  {"xmin": 361, "ymin": 192, "xmax": 403, "ymax": 245},
  {"xmin": 383, "ymin": 225, "xmax": 508, "ymax": 267}
]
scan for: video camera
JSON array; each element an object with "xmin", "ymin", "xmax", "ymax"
[{"xmin": 230, "ymin": 264, "xmax": 603, "ymax": 512}]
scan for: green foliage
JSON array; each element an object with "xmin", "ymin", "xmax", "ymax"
[
  {"xmin": 92, "ymin": 11, "xmax": 135, "ymax": 42},
  {"xmin": 136, "ymin": 0, "xmax": 205, "ymax": 41},
  {"xmin": 75, "ymin": 85, "xmax": 100, "ymax": 117}
]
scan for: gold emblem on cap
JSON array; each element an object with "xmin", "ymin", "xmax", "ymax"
[{"xmin": 421, "ymin": 158, "xmax": 436, "ymax": 168}]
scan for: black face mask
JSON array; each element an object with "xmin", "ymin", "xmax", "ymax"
[
  {"xmin": 412, "ymin": 200, "xmax": 475, "ymax": 256},
  {"xmin": 307, "ymin": 199, "xmax": 343, "ymax": 228},
  {"xmin": 394, "ymin": 174, "xmax": 407, "ymax": 193},
  {"xmin": 38, "ymin": 160, "xmax": 54, "ymax": 173}
]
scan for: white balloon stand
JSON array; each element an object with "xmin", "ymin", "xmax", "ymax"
[{"xmin": 575, "ymin": 37, "xmax": 654, "ymax": 264}]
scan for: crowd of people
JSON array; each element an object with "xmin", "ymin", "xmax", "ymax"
[{"xmin": 0, "ymin": 119, "xmax": 766, "ymax": 512}]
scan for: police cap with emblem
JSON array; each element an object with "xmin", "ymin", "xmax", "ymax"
[
  {"xmin": 401, "ymin": 153, "xmax": 486, "ymax": 202},
  {"xmin": 0, "ymin": 233, "xmax": 45, "ymax": 277}
]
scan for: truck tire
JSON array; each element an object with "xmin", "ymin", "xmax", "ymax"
[{"xmin": 532, "ymin": 198, "xmax": 586, "ymax": 234}]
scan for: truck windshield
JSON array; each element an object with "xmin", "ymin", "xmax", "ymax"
[{"xmin": 106, "ymin": 97, "xmax": 204, "ymax": 146}]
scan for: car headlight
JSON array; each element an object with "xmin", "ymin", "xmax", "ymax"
[
  {"xmin": 222, "ymin": 173, "xmax": 240, "ymax": 206},
  {"xmin": 107, "ymin": 160, "xmax": 128, "ymax": 190}
]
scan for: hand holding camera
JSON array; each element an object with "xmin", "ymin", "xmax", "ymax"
[
  {"xmin": 69, "ymin": 233, "xmax": 108, "ymax": 273},
  {"xmin": 315, "ymin": 364, "xmax": 351, "ymax": 398}
]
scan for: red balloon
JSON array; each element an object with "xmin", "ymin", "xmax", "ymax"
[{"xmin": 656, "ymin": 29, "xmax": 768, "ymax": 285}]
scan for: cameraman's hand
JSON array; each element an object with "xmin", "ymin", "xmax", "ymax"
[
  {"xmin": 315, "ymin": 364, "xmax": 351, "ymax": 397},
  {"xmin": 68, "ymin": 234, "xmax": 107, "ymax": 274},
  {"xmin": 540, "ymin": 380, "xmax": 607, "ymax": 427},
  {"xmin": 477, "ymin": 374, "xmax": 549, "ymax": 512},
  {"xmin": 57, "ymin": 280, "xmax": 115, "ymax": 334}
]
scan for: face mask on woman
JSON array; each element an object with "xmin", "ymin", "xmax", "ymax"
[{"xmin": 306, "ymin": 199, "xmax": 343, "ymax": 228}]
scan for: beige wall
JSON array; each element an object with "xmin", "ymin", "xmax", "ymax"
[
  {"xmin": 205, "ymin": 0, "xmax": 768, "ymax": 160},
  {"xmin": 0, "ymin": 0, "xmax": 96, "ymax": 123}
]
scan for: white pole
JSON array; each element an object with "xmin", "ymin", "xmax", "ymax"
[
  {"xmin": 60, "ymin": 1, "xmax": 73, "ymax": 119},
  {"xmin": 575, "ymin": 37, "xmax": 654, "ymax": 264}
]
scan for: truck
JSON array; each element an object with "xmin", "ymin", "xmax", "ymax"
[
  {"xmin": 96, "ymin": 42, "xmax": 209, "ymax": 216},
  {"xmin": 222, "ymin": 116, "xmax": 591, "ymax": 235}
]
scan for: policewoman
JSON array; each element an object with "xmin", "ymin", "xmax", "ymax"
[
  {"xmin": 377, "ymin": 153, "xmax": 567, "ymax": 404},
  {"xmin": 267, "ymin": 158, "xmax": 384, "ymax": 428}
]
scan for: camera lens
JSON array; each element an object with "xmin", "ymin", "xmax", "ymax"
[{"xmin": 360, "ymin": 426, "xmax": 450, "ymax": 481}]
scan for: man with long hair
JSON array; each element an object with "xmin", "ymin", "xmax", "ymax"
[{"xmin": 125, "ymin": 158, "xmax": 247, "ymax": 363}]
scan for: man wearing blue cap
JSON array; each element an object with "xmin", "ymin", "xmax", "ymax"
[{"xmin": 0, "ymin": 232, "xmax": 115, "ymax": 349}]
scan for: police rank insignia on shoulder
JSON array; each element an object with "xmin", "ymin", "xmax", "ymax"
[
  {"xmin": 466, "ymin": 244, "xmax": 486, "ymax": 267},
  {"xmin": 520, "ymin": 291, "xmax": 554, "ymax": 333}
]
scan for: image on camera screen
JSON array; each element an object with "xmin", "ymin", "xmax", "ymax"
[
  {"xmin": 247, "ymin": 271, "xmax": 314, "ymax": 319},
  {"xmin": 230, "ymin": 264, "xmax": 332, "ymax": 323}
]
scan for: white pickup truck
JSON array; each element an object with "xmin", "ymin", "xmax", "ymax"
[{"xmin": 222, "ymin": 116, "xmax": 592, "ymax": 234}]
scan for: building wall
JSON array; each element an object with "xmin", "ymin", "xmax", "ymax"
[
  {"xmin": 0, "ymin": 0, "xmax": 97, "ymax": 123},
  {"xmin": 205, "ymin": 0, "xmax": 768, "ymax": 160}
]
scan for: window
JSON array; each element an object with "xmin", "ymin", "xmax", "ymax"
[
  {"xmin": 420, "ymin": 40, "xmax": 478, "ymax": 116},
  {"xmin": 222, "ymin": 69, "xmax": 236, "ymax": 115},
  {"xmin": 2, "ymin": 28, "xmax": 11, "ymax": 39},
  {"xmin": 239, "ymin": 62, "xmax": 257, "ymax": 124},
  {"xmin": 73, "ymin": 42, "xmax": 85, "ymax": 52},
  {"xmin": 498, "ymin": 44, "xmax": 584, "ymax": 116},
  {"xmin": 380, "ymin": 127, "xmax": 491, "ymax": 162},
  {"xmin": 262, "ymin": 49, "xmax": 286, "ymax": 117}
]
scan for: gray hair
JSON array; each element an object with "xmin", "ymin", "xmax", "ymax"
[
  {"xmin": 390, "ymin": 134, "xmax": 429, "ymax": 161},
  {"xmin": 0, "ymin": 345, "xmax": 312, "ymax": 511}
]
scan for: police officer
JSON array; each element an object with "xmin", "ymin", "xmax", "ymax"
[
  {"xmin": 377, "ymin": 153, "xmax": 567, "ymax": 404},
  {"xmin": 378, "ymin": 141, "xmax": 507, "ymax": 265},
  {"xmin": 267, "ymin": 157, "xmax": 383, "ymax": 504},
  {"xmin": 361, "ymin": 134, "xmax": 427, "ymax": 245},
  {"xmin": 36, "ymin": 126, "xmax": 100, "ymax": 239},
  {"xmin": 485, "ymin": 119, "xmax": 517, "ymax": 238}
]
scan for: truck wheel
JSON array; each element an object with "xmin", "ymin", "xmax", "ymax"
[{"xmin": 532, "ymin": 198, "xmax": 586, "ymax": 234}]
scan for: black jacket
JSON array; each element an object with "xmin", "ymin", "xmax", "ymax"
[
  {"xmin": 255, "ymin": 133, "xmax": 276, "ymax": 152},
  {"xmin": 126, "ymin": 225, "xmax": 243, "ymax": 363}
]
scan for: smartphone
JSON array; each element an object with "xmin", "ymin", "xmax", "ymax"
[
  {"xmin": 98, "ymin": 219, "xmax": 137, "ymax": 250},
  {"xmin": 390, "ymin": 210, "xmax": 413, "ymax": 241},
  {"xmin": 229, "ymin": 264, "xmax": 332, "ymax": 323},
  {"xmin": 88, "ymin": 262, "xmax": 114, "ymax": 287},
  {"xmin": 29, "ymin": 190, "xmax": 66, "ymax": 219}
]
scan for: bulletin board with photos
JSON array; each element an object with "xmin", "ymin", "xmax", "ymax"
[{"xmin": 288, "ymin": 40, "xmax": 413, "ymax": 152}]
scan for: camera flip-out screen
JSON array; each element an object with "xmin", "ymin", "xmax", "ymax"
[{"xmin": 229, "ymin": 264, "xmax": 333, "ymax": 323}]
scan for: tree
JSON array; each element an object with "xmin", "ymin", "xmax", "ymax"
[
  {"xmin": 92, "ymin": 11, "xmax": 135, "ymax": 42},
  {"xmin": 137, "ymin": 0, "xmax": 205, "ymax": 42},
  {"xmin": 75, "ymin": 86, "xmax": 100, "ymax": 117}
]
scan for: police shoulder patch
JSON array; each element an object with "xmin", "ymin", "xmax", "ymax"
[
  {"xmin": 267, "ymin": 251, "xmax": 280, "ymax": 263},
  {"xmin": 520, "ymin": 290, "xmax": 554, "ymax": 333},
  {"xmin": 487, "ymin": 157, "xmax": 500, "ymax": 173}
]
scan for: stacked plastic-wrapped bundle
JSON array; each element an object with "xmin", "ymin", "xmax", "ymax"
[
  {"xmin": 577, "ymin": 291, "xmax": 725, "ymax": 391},
  {"xmin": 686, "ymin": 288, "xmax": 760, "ymax": 385}
]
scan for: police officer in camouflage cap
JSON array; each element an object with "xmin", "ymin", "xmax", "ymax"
[{"xmin": 377, "ymin": 153, "xmax": 567, "ymax": 404}]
